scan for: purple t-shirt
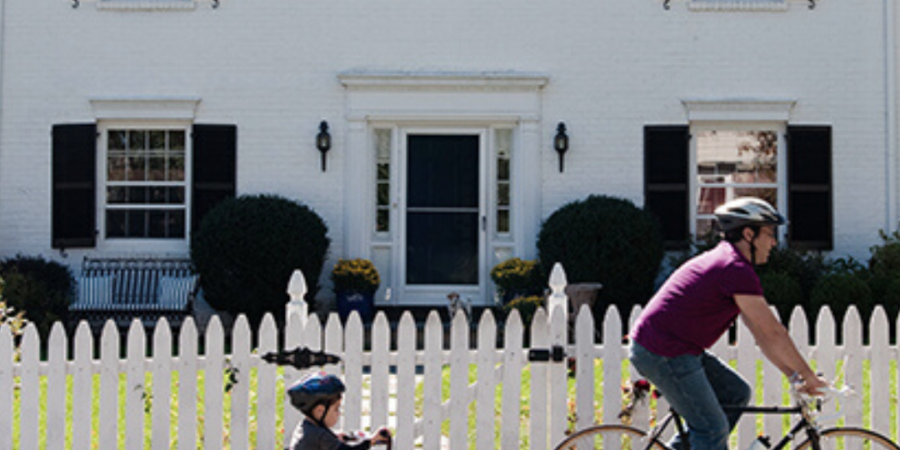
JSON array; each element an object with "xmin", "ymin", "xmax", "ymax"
[{"xmin": 631, "ymin": 241, "xmax": 763, "ymax": 357}]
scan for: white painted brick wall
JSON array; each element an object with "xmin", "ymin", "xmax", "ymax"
[{"xmin": 0, "ymin": 0, "xmax": 892, "ymax": 284}]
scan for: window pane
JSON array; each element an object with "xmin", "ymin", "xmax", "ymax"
[
  {"xmin": 497, "ymin": 210, "xmax": 510, "ymax": 233},
  {"xmin": 127, "ymin": 156, "xmax": 146, "ymax": 181},
  {"xmin": 148, "ymin": 157, "xmax": 166, "ymax": 181},
  {"xmin": 109, "ymin": 130, "xmax": 127, "ymax": 151},
  {"xmin": 376, "ymin": 209, "xmax": 389, "ymax": 233},
  {"xmin": 732, "ymin": 187, "xmax": 777, "ymax": 206},
  {"xmin": 129, "ymin": 131, "xmax": 146, "ymax": 151},
  {"xmin": 406, "ymin": 211, "xmax": 478, "ymax": 285},
  {"xmin": 697, "ymin": 187, "xmax": 726, "ymax": 214},
  {"xmin": 407, "ymin": 136, "xmax": 479, "ymax": 208},
  {"xmin": 149, "ymin": 210, "xmax": 167, "ymax": 238},
  {"xmin": 106, "ymin": 211, "xmax": 126, "ymax": 237},
  {"xmin": 498, "ymin": 183, "xmax": 510, "ymax": 206},
  {"xmin": 375, "ymin": 129, "xmax": 392, "ymax": 160},
  {"xmin": 168, "ymin": 154, "xmax": 185, "ymax": 181},
  {"xmin": 168, "ymin": 210, "xmax": 185, "ymax": 238},
  {"xmin": 127, "ymin": 187, "xmax": 149, "ymax": 204},
  {"xmin": 108, "ymin": 156, "xmax": 126, "ymax": 181},
  {"xmin": 169, "ymin": 187, "xmax": 185, "ymax": 204},
  {"xmin": 169, "ymin": 131, "xmax": 185, "ymax": 151},
  {"xmin": 107, "ymin": 187, "xmax": 126, "ymax": 204},
  {"xmin": 377, "ymin": 183, "xmax": 390, "ymax": 206},
  {"xmin": 498, "ymin": 158, "xmax": 510, "ymax": 180},
  {"xmin": 377, "ymin": 163, "xmax": 390, "ymax": 180},
  {"xmin": 149, "ymin": 186, "xmax": 167, "ymax": 204},
  {"xmin": 128, "ymin": 211, "xmax": 146, "ymax": 237},
  {"xmin": 697, "ymin": 130, "xmax": 777, "ymax": 184},
  {"xmin": 149, "ymin": 131, "xmax": 166, "ymax": 150}
]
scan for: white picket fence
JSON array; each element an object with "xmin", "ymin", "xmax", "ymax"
[{"xmin": 0, "ymin": 304, "xmax": 898, "ymax": 450}]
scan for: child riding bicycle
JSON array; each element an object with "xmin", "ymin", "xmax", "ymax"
[{"xmin": 287, "ymin": 371, "xmax": 392, "ymax": 450}]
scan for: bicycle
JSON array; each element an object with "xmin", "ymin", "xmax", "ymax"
[
  {"xmin": 553, "ymin": 378, "xmax": 898, "ymax": 450},
  {"xmin": 261, "ymin": 346, "xmax": 393, "ymax": 449}
]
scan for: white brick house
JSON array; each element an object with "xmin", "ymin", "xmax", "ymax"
[{"xmin": 0, "ymin": 0, "xmax": 896, "ymax": 308}]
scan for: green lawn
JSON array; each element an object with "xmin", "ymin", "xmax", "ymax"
[{"xmin": 9, "ymin": 360, "xmax": 898, "ymax": 450}]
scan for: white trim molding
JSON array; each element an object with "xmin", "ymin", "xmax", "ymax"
[
  {"xmin": 338, "ymin": 71, "xmax": 550, "ymax": 91},
  {"xmin": 688, "ymin": 0, "xmax": 788, "ymax": 12},
  {"xmin": 89, "ymin": 97, "xmax": 201, "ymax": 120},
  {"xmin": 682, "ymin": 98, "xmax": 797, "ymax": 122},
  {"xmin": 96, "ymin": 0, "xmax": 196, "ymax": 11}
]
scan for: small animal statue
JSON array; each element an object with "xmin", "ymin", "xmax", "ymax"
[{"xmin": 446, "ymin": 292, "xmax": 472, "ymax": 319}]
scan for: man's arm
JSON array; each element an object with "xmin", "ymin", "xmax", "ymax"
[{"xmin": 734, "ymin": 294, "xmax": 828, "ymax": 394}]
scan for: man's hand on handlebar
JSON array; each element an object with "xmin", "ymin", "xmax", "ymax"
[{"xmin": 792, "ymin": 372, "xmax": 829, "ymax": 397}]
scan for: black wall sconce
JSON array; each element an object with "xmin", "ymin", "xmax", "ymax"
[
  {"xmin": 316, "ymin": 120, "xmax": 331, "ymax": 172},
  {"xmin": 554, "ymin": 122, "xmax": 569, "ymax": 173}
]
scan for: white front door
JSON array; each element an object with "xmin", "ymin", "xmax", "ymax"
[{"xmin": 397, "ymin": 129, "xmax": 487, "ymax": 305}]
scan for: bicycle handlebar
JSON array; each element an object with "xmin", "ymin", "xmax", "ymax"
[{"xmin": 261, "ymin": 347, "xmax": 341, "ymax": 370}]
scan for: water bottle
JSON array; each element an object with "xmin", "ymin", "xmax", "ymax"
[{"xmin": 746, "ymin": 435, "xmax": 771, "ymax": 450}]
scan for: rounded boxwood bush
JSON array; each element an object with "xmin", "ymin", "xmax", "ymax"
[
  {"xmin": 191, "ymin": 194, "xmax": 330, "ymax": 325},
  {"xmin": 0, "ymin": 255, "xmax": 75, "ymax": 338},
  {"xmin": 809, "ymin": 272, "xmax": 872, "ymax": 325},
  {"xmin": 759, "ymin": 272, "xmax": 803, "ymax": 322},
  {"xmin": 869, "ymin": 230, "xmax": 900, "ymax": 277},
  {"xmin": 537, "ymin": 195, "xmax": 664, "ymax": 315}
]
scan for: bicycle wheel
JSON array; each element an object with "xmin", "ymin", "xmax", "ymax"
[
  {"xmin": 794, "ymin": 427, "xmax": 900, "ymax": 450},
  {"xmin": 554, "ymin": 424, "xmax": 668, "ymax": 450}
]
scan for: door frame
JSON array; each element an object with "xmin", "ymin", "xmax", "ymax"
[{"xmin": 395, "ymin": 126, "xmax": 489, "ymax": 306}]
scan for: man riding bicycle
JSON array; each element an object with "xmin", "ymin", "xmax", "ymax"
[{"xmin": 629, "ymin": 197, "xmax": 828, "ymax": 450}]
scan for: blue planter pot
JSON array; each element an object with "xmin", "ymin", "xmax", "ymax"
[{"xmin": 336, "ymin": 291, "xmax": 375, "ymax": 321}]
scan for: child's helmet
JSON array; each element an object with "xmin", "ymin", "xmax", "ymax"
[
  {"xmin": 714, "ymin": 197, "xmax": 786, "ymax": 232},
  {"xmin": 287, "ymin": 372, "xmax": 346, "ymax": 416}
]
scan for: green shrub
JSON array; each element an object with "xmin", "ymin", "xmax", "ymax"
[
  {"xmin": 869, "ymin": 229, "xmax": 900, "ymax": 277},
  {"xmin": 809, "ymin": 272, "xmax": 873, "ymax": 324},
  {"xmin": 759, "ymin": 272, "xmax": 803, "ymax": 322},
  {"xmin": 0, "ymin": 255, "xmax": 74, "ymax": 338},
  {"xmin": 490, "ymin": 258, "xmax": 542, "ymax": 301},
  {"xmin": 503, "ymin": 295, "xmax": 544, "ymax": 327},
  {"xmin": 537, "ymin": 195, "xmax": 664, "ymax": 315},
  {"xmin": 191, "ymin": 194, "xmax": 330, "ymax": 325},
  {"xmin": 757, "ymin": 247, "xmax": 828, "ymax": 308}
]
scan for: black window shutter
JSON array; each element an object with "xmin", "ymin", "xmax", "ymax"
[
  {"xmin": 192, "ymin": 124, "xmax": 237, "ymax": 234},
  {"xmin": 52, "ymin": 124, "xmax": 97, "ymax": 249},
  {"xmin": 786, "ymin": 126, "xmax": 833, "ymax": 250},
  {"xmin": 645, "ymin": 125, "xmax": 690, "ymax": 248}
]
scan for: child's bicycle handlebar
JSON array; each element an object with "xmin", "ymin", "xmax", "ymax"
[{"xmin": 261, "ymin": 346, "xmax": 341, "ymax": 369}]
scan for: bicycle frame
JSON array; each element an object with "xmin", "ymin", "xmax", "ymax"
[{"xmin": 644, "ymin": 404, "xmax": 817, "ymax": 450}]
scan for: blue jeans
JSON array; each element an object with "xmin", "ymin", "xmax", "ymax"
[{"xmin": 629, "ymin": 342, "xmax": 751, "ymax": 450}]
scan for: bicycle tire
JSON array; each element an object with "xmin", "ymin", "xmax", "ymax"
[
  {"xmin": 793, "ymin": 427, "xmax": 900, "ymax": 450},
  {"xmin": 553, "ymin": 424, "xmax": 669, "ymax": 450}
]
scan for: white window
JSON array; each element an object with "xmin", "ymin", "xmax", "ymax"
[
  {"xmin": 693, "ymin": 127, "xmax": 783, "ymax": 238},
  {"xmin": 495, "ymin": 128, "xmax": 513, "ymax": 236},
  {"xmin": 374, "ymin": 129, "xmax": 393, "ymax": 234},
  {"xmin": 103, "ymin": 126, "xmax": 189, "ymax": 239}
]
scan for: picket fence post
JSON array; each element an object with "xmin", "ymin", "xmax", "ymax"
[{"xmin": 4, "ymin": 299, "xmax": 900, "ymax": 450}]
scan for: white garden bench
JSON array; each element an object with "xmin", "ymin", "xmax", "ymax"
[{"xmin": 69, "ymin": 257, "xmax": 199, "ymax": 329}]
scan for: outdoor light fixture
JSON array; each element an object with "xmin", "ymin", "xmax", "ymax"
[
  {"xmin": 316, "ymin": 120, "xmax": 332, "ymax": 172},
  {"xmin": 554, "ymin": 122, "xmax": 569, "ymax": 173}
]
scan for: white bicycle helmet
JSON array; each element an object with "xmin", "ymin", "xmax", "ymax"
[{"xmin": 714, "ymin": 197, "xmax": 786, "ymax": 232}]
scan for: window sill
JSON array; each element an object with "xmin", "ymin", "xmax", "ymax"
[
  {"xmin": 96, "ymin": 1, "xmax": 196, "ymax": 11},
  {"xmin": 688, "ymin": 1, "xmax": 788, "ymax": 11}
]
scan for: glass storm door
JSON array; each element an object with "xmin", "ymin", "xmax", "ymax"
[{"xmin": 405, "ymin": 135, "xmax": 480, "ymax": 286}]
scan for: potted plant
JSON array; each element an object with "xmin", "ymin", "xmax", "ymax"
[
  {"xmin": 331, "ymin": 258, "xmax": 380, "ymax": 321},
  {"xmin": 490, "ymin": 258, "xmax": 541, "ymax": 303}
]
